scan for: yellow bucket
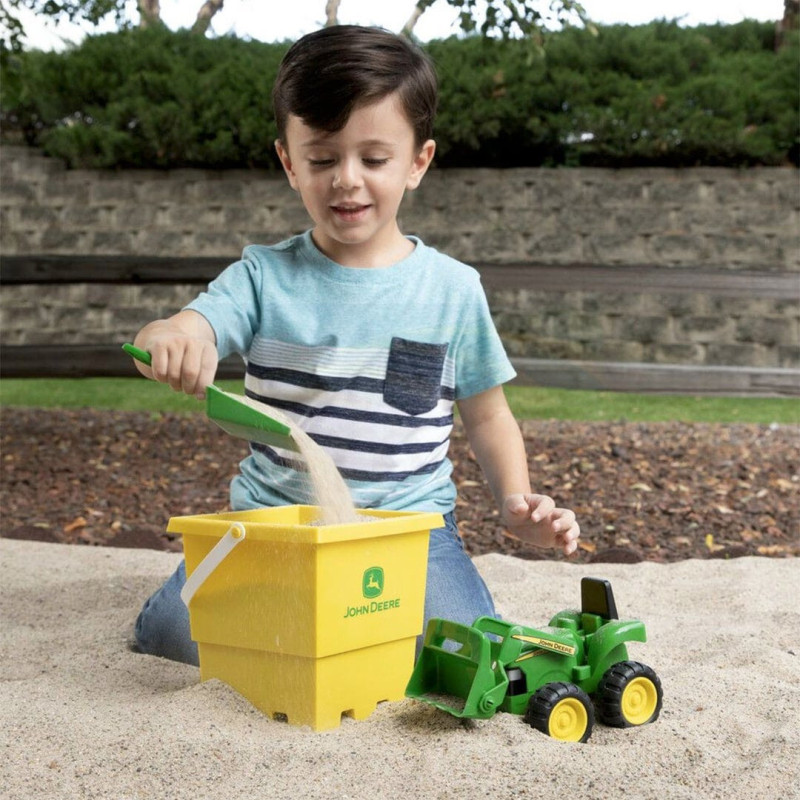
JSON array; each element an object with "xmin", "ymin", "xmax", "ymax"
[{"xmin": 167, "ymin": 505, "xmax": 442, "ymax": 731}]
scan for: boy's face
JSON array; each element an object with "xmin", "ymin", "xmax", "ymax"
[{"xmin": 275, "ymin": 93, "xmax": 435, "ymax": 267}]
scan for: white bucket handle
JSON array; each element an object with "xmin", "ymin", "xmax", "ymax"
[{"xmin": 180, "ymin": 522, "xmax": 247, "ymax": 608}]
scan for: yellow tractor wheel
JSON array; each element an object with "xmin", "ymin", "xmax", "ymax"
[
  {"xmin": 597, "ymin": 661, "xmax": 663, "ymax": 727},
  {"xmin": 524, "ymin": 682, "xmax": 594, "ymax": 743}
]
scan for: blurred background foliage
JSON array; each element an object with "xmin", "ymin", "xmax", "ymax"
[{"xmin": 1, "ymin": 19, "xmax": 797, "ymax": 169}]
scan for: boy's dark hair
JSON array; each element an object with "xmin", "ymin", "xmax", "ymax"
[{"xmin": 272, "ymin": 25, "xmax": 438, "ymax": 149}]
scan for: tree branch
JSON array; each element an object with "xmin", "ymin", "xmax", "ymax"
[
  {"xmin": 325, "ymin": 0, "xmax": 340, "ymax": 27},
  {"xmin": 401, "ymin": 0, "xmax": 436, "ymax": 37},
  {"xmin": 192, "ymin": 0, "xmax": 224, "ymax": 35},
  {"xmin": 137, "ymin": 0, "xmax": 160, "ymax": 29}
]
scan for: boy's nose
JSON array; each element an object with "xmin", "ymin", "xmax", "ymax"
[{"xmin": 332, "ymin": 159, "xmax": 361, "ymax": 190}]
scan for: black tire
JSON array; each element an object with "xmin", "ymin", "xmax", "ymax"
[
  {"xmin": 596, "ymin": 661, "xmax": 663, "ymax": 728},
  {"xmin": 524, "ymin": 682, "xmax": 594, "ymax": 743}
]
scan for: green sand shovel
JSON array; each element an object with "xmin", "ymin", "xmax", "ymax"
[{"xmin": 123, "ymin": 343, "xmax": 298, "ymax": 451}]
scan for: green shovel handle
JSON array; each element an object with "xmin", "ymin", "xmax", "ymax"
[{"xmin": 122, "ymin": 343, "xmax": 152, "ymax": 366}]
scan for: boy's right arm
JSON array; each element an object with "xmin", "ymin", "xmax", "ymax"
[{"xmin": 133, "ymin": 309, "xmax": 218, "ymax": 399}]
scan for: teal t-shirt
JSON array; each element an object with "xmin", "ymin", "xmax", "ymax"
[{"xmin": 186, "ymin": 231, "xmax": 516, "ymax": 513}]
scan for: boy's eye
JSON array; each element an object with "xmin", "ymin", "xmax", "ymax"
[
  {"xmin": 309, "ymin": 158, "xmax": 335, "ymax": 167},
  {"xmin": 363, "ymin": 158, "xmax": 390, "ymax": 166}
]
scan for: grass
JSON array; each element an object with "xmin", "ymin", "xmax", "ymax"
[{"xmin": 0, "ymin": 378, "xmax": 798, "ymax": 424}]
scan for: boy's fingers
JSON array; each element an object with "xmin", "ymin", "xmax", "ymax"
[
  {"xmin": 551, "ymin": 507, "xmax": 577, "ymax": 530},
  {"xmin": 148, "ymin": 343, "xmax": 170, "ymax": 384},
  {"xmin": 557, "ymin": 519, "xmax": 581, "ymax": 556},
  {"xmin": 196, "ymin": 344, "xmax": 219, "ymax": 399},
  {"xmin": 528, "ymin": 494, "xmax": 555, "ymax": 523},
  {"xmin": 180, "ymin": 345, "xmax": 204, "ymax": 397}
]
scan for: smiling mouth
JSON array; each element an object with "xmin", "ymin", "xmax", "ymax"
[{"xmin": 331, "ymin": 204, "xmax": 371, "ymax": 219}]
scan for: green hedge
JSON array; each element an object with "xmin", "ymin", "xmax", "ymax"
[{"xmin": 1, "ymin": 21, "xmax": 797, "ymax": 168}]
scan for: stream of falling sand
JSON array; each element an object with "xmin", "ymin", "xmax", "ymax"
[{"xmin": 229, "ymin": 392, "xmax": 361, "ymax": 526}]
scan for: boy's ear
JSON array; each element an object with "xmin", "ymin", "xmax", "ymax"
[
  {"xmin": 406, "ymin": 139, "xmax": 436, "ymax": 191},
  {"xmin": 275, "ymin": 140, "xmax": 299, "ymax": 191}
]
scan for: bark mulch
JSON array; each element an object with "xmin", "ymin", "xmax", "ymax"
[{"xmin": 1, "ymin": 408, "xmax": 797, "ymax": 563}]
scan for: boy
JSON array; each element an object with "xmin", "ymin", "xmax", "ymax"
[{"xmin": 133, "ymin": 25, "xmax": 580, "ymax": 665}]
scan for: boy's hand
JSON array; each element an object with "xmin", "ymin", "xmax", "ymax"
[
  {"xmin": 501, "ymin": 493, "xmax": 580, "ymax": 557},
  {"xmin": 138, "ymin": 334, "xmax": 218, "ymax": 400},
  {"xmin": 133, "ymin": 310, "xmax": 219, "ymax": 399}
]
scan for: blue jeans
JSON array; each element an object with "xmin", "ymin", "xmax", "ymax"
[{"xmin": 134, "ymin": 512, "xmax": 495, "ymax": 666}]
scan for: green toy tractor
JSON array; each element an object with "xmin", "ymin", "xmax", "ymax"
[{"xmin": 405, "ymin": 577, "xmax": 662, "ymax": 743}]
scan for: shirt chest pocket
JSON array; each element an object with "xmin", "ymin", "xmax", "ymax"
[{"xmin": 383, "ymin": 337, "xmax": 449, "ymax": 416}]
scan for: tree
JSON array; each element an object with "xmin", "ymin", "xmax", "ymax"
[
  {"xmin": 0, "ymin": 0, "xmax": 226, "ymax": 50},
  {"xmin": 402, "ymin": 0, "xmax": 591, "ymax": 40},
  {"xmin": 0, "ymin": 0, "xmax": 590, "ymax": 53}
]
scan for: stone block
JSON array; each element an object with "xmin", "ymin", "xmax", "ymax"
[
  {"xmin": 616, "ymin": 315, "xmax": 673, "ymax": 344},
  {"xmin": 584, "ymin": 233, "xmax": 649, "ymax": 264},
  {"xmin": 250, "ymin": 178, "xmax": 297, "ymax": 206},
  {"xmin": 40, "ymin": 229, "xmax": 91, "ymax": 253},
  {"xmin": 113, "ymin": 306, "xmax": 161, "ymax": 333},
  {"xmin": 0, "ymin": 229, "xmax": 42, "ymax": 253},
  {"xmin": 553, "ymin": 205, "xmax": 617, "ymax": 236},
  {"xmin": 580, "ymin": 291, "xmax": 648, "ymax": 315},
  {"xmin": 133, "ymin": 230, "xmax": 186, "ymax": 255},
  {"xmin": 51, "ymin": 306, "xmax": 111, "ymax": 332},
  {"xmin": 649, "ymin": 233, "xmax": 712, "ymax": 265},
  {"xmin": 735, "ymin": 317, "xmax": 798, "ymax": 346},
  {"xmin": 39, "ymin": 175, "xmax": 91, "ymax": 206},
  {"xmin": 777, "ymin": 345, "xmax": 800, "ymax": 369},
  {"xmin": 58, "ymin": 206, "xmax": 108, "ymax": 228},
  {"xmin": 192, "ymin": 231, "xmax": 246, "ymax": 256},
  {"xmin": 676, "ymin": 316, "xmax": 736, "ymax": 345},
  {"xmin": 773, "ymin": 176, "xmax": 800, "ymax": 208},
  {"xmin": 580, "ymin": 172, "xmax": 648, "ymax": 205},
  {"xmin": 188, "ymin": 177, "xmax": 248, "ymax": 204},
  {"xmin": 705, "ymin": 232, "xmax": 784, "ymax": 268},
  {"xmin": 611, "ymin": 206, "xmax": 674, "ymax": 235},
  {"xmin": 274, "ymin": 203, "xmax": 312, "ymax": 231},
  {"xmin": 706, "ymin": 342, "xmax": 776, "ymax": 368},
  {"xmin": 133, "ymin": 175, "xmax": 195, "ymax": 205},
  {"xmin": 0, "ymin": 181, "xmax": 39, "ymax": 205},
  {"xmin": 521, "ymin": 337, "xmax": 584, "ymax": 360},
  {"xmin": 774, "ymin": 296, "xmax": 800, "ymax": 318},
  {"xmin": 645, "ymin": 172, "xmax": 704, "ymax": 205},
  {"xmin": 639, "ymin": 293, "xmax": 707, "ymax": 317},
  {"xmin": 86, "ymin": 284, "xmax": 138, "ymax": 307},
  {"xmin": 18, "ymin": 205, "xmax": 60, "ymax": 226},
  {"xmin": 547, "ymin": 311, "xmax": 608, "ymax": 341},
  {"xmin": 112, "ymin": 204, "xmax": 158, "ymax": 230},
  {"xmin": 493, "ymin": 310, "xmax": 548, "ymax": 338},
  {"xmin": 89, "ymin": 231, "xmax": 137, "ymax": 254},
  {"xmin": 0, "ymin": 304, "xmax": 45, "ymax": 333},
  {"xmin": 651, "ymin": 343, "xmax": 705, "ymax": 365},
  {"xmin": 582, "ymin": 339, "xmax": 645, "ymax": 362},
  {"xmin": 776, "ymin": 235, "xmax": 800, "ymax": 270},
  {"xmin": 522, "ymin": 232, "xmax": 584, "ymax": 263},
  {"xmin": 43, "ymin": 284, "xmax": 89, "ymax": 306},
  {"xmin": 705, "ymin": 296, "xmax": 775, "ymax": 317},
  {"xmin": 168, "ymin": 204, "xmax": 228, "ymax": 230},
  {"xmin": 90, "ymin": 177, "xmax": 138, "ymax": 204},
  {"xmin": 129, "ymin": 284, "xmax": 206, "ymax": 308}
]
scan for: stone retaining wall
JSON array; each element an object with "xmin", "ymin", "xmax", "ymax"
[{"xmin": 1, "ymin": 145, "xmax": 798, "ymax": 373}]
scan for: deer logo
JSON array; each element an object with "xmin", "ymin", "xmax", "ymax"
[{"xmin": 362, "ymin": 566, "xmax": 384, "ymax": 599}]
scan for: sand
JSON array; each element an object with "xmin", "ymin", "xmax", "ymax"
[
  {"xmin": 2, "ymin": 538, "xmax": 798, "ymax": 800},
  {"xmin": 231, "ymin": 393, "xmax": 359, "ymax": 525}
]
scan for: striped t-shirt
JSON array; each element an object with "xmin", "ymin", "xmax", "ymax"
[{"xmin": 186, "ymin": 231, "xmax": 516, "ymax": 513}]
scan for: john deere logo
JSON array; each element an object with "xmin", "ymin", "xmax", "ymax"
[
  {"xmin": 343, "ymin": 567, "xmax": 399, "ymax": 618},
  {"xmin": 362, "ymin": 567, "xmax": 384, "ymax": 599}
]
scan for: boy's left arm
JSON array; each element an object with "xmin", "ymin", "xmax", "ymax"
[{"xmin": 457, "ymin": 386, "xmax": 580, "ymax": 557}]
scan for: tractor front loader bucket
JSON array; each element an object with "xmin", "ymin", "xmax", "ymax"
[{"xmin": 405, "ymin": 618, "xmax": 508, "ymax": 719}]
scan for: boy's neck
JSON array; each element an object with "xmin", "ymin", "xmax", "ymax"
[{"xmin": 310, "ymin": 226, "xmax": 415, "ymax": 269}]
